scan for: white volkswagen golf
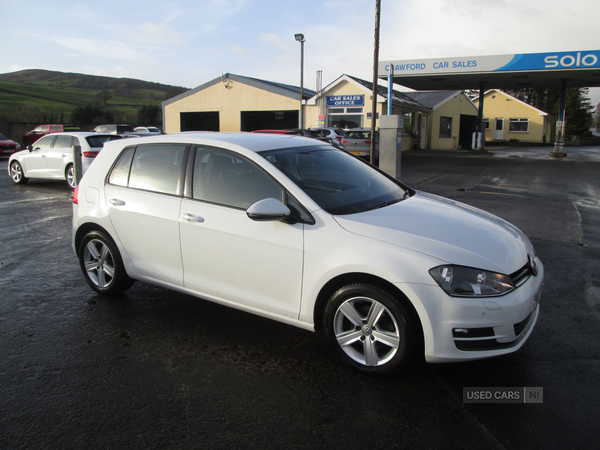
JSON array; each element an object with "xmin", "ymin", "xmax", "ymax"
[
  {"xmin": 9, "ymin": 132, "xmax": 122, "ymax": 188},
  {"xmin": 72, "ymin": 133, "xmax": 543, "ymax": 374}
]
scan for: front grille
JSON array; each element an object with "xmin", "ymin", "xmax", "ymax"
[
  {"xmin": 510, "ymin": 262, "xmax": 533, "ymax": 287},
  {"xmin": 0, "ymin": 144, "xmax": 17, "ymax": 151}
]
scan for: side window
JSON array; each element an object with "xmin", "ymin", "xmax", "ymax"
[
  {"xmin": 128, "ymin": 145, "xmax": 186, "ymax": 195},
  {"xmin": 192, "ymin": 147, "xmax": 283, "ymax": 209},
  {"xmin": 34, "ymin": 135, "xmax": 56, "ymax": 149},
  {"xmin": 54, "ymin": 135, "xmax": 73, "ymax": 148},
  {"xmin": 108, "ymin": 148, "xmax": 135, "ymax": 187},
  {"xmin": 50, "ymin": 125, "xmax": 62, "ymax": 131}
]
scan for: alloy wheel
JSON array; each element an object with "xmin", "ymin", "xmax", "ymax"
[
  {"xmin": 10, "ymin": 162, "xmax": 23, "ymax": 183},
  {"xmin": 333, "ymin": 296, "xmax": 401, "ymax": 367},
  {"xmin": 83, "ymin": 239, "xmax": 115, "ymax": 289}
]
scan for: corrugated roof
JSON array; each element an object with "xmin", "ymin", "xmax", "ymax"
[
  {"xmin": 162, "ymin": 73, "xmax": 315, "ymax": 107},
  {"xmin": 345, "ymin": 75, "xmax": 431, "ymax": 111},
  {"xmin": 403, "ymin": 91, "xmax": 462, "ymax": 109}
]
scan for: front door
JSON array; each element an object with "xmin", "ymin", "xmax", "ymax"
[
  {"xmin": 494, "ymin": 118, "xmax": 504, "ymax": 140},
  {"xmin": 180, "ymin": 146, "xmax": 304, "ymax": 319}
]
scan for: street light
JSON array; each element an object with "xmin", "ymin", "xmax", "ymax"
[{"xmin": 295, "ymin": 33, "xmax": 305, "ymax": 129}]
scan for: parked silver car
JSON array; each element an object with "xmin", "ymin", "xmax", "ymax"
[
  {"xmin": 310, "ymin": 127, "xmax": 345, "ymax": 144},
  {"xmin": 340, "ymin": 127, "xmax": 379, "ymax": 161}
]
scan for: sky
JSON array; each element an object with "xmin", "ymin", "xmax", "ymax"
[{"xmin": 2, "ymin": 0, "xmax": 600, "ymax": 108}]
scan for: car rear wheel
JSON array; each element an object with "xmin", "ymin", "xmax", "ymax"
[
  {"xmin": 323, "ymin": 284, "xmax": 416, "ymax": 375},
  {"xmin": 66, "ymin": 164, "xmax": 76, "ymax": 188},
  {"xmin": 10, "ymin": 161, "xmax": 28, "ymax": 184},
  {"xmin": 79, "ymin": 231, "xmax": 134, "ymax": 296}
]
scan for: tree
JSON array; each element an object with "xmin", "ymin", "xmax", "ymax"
[
  {"xmin": 71, "ymin": 104, "xmax": 104, "ymax": 124},
  {"xmin": 137, "ymin": 104, "xmax": 161, "ymax": 126},
  {"xmin": 96, "ymin": 89, "xmax": 113, "ymax": 107},
  {"xmin": 557, "ymin": 88, "xmax": 593, "ymax": 138}
]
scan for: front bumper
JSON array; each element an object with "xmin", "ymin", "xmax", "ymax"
[{"xmin": 403, "ymin": 259, "xmax": 544, "ymax": 363}]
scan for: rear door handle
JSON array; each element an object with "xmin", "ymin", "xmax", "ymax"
[
  {"xmin": 109, "ymin": 199, "xmax": 126, "ymax": 206},
  {"xmin": 183, "ymin": 213, "xmax": 205, "ymax": 223}
]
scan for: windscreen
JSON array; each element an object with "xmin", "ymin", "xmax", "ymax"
[{"xmin": 261, "ymin": 146, "xmax": 408, "ymax": 215}]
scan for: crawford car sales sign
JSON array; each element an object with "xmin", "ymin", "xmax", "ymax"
[{"xmin": 380, "ymin": 50, "xmax": 600, "ymax": 75}]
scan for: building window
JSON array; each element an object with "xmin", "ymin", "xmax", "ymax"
[
  {"xmin": 509, "ymin": 118, "xmax": 529, "ymax": 132},
  {"xmin": 483, "ymin": 119, "xmax": 490, "ymax": 130},
  {"xmin": 327, "ymin": 106, "xmax": 363, "ymax": 129},
  {"xmin": 439, "ymin": 116, "xmax": 452, "ymax": 138}
]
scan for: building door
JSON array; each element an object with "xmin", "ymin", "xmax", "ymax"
[
  {"xmin": 181, "ymin": 112, "xmax": 220, "ymax": 131},
  {"xmin": 494, "ymin": 118, "xmax": 504, "ymax": 140}
]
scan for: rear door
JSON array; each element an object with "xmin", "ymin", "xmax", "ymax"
[
  {"xmin": 46, "ymin": 134, "xmax": 74, "ymax": 178},
  {"xmin": 105, "ymin": 144, "xmax": 188, "ymax": 287}
]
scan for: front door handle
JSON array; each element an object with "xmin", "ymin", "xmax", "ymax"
[
  {"xmin": 183, "ymin": 213, "xmax": 205, "ymax": 223},
  {"xmin": 109, "ymin": 199, "xmax": 126, "ymax": 206}
]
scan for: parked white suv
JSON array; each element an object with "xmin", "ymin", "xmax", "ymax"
[{"xmin": 72, "ymin": 132, "xmax": 543, "ymax": 374}]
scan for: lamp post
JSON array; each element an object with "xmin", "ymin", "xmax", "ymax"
[{"xmin": 295, "ymin": 33, "xmax": 305, "ymax": 129}]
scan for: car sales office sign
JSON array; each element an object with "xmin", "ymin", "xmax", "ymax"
[{"xmin": 327, "ymin": 95, "xmax": 365, "ymax": 107}]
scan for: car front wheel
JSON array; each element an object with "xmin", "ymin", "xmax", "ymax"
[
  {"xmin": 323, "ymin": 284, "xmax": 416, "ymax": 375},
  {"xmin": 10, "ymin": 161, "xmax": 28, "ymax": 184},
  {"xmin": 79, "ymin": 231, "xmax": 134, "ymax": 296}
]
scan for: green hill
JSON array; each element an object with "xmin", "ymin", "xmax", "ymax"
[{"xmin": 0, "ymin": 69, "xmax": 189, "ymax": 125}]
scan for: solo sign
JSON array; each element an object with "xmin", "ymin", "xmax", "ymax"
[{"xmin": 544, "ymin": 52, "xmax": 598, "ymax": 68}]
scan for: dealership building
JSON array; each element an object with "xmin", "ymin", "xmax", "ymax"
[{"xmin": 162, "ymin": 50, "xmax": 600, "ymax": 151}]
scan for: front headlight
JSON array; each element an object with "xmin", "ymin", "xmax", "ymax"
[{"xmin": 429, "ymin": 265, "xmax": 515, "ymax": 297}]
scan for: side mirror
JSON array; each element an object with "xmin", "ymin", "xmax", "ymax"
[
  {"xmin": 27, "ymin": 145, "xmax": 33, "ymax": 152},
  {"xmin": 246, "ymin": 198, "xmax": 290, "ymax": 222}
]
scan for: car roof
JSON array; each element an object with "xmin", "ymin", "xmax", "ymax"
[
  {"xmin": 49, "ymin": 132, "xmax": 118, "ymax": 137},
  {"xmin": 110, "ymin": 132, "xmax": 327, "ymax": 153}
]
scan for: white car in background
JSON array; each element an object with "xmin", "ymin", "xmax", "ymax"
[
  {"xmin": 8, "ymin": 132, "xmax": 122, "ymax": 188},
  {"xmin": 134, "ymin": 126, "xmax": 161, "ymax": 134},
  {"xmin": 72, "ymin": 132, "xmax": 543, "ymax": 374}
]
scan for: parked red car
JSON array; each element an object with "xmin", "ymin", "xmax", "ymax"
[
  {"xmin": 23, "ymin": 124, "xmax": 81, "ymax": 146},
  {"xmin": 0, "ymin": 133, "xmax": 21, "ymax": 156}
]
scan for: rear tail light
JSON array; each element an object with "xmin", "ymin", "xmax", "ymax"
[
  {"xmin": 340, "ymin": 140, "xmax": 348, "ymax": 144},
  {"xmin": 83, "ymin": 151, "xmax": 99, "ymax": 157},
  {"xmin": 364, "ymin": 140, "xmax": 371, "ymax": 144},
  {"xmin": 72, "ymin": 186, "xmax": 79, "ymax": 204}
]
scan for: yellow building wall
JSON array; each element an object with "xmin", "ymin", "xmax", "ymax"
[
  {"xmin": 429, "ymin": 93, "xmax": 478, "ymax": 150},
  {"xmin": 163, "ymin": 80, "xmax": 302, "ymax": 133},
  {"xmin": 473, "ymin": 91, "xmax": 549, "ymax": 143}
]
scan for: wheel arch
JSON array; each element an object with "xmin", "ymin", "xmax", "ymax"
[
  {"xmin": 313, "ymin": 272, "xmax": 425, "ymax": 354},
  {"xmin": 64, "ymin": 162, "xmax": 73, "ymax": 177},
  {"xmin": 74, "ymin": 222, "xmax": 113, "ymax": 257}
]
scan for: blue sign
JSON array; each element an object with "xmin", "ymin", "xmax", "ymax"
[
  {"xmin": 327, "ymin": 95, "xmax": 365, "ymax": 107},
  {"xmin": 497, "ymin": 51, "xmax": 600, "ymax": 72}
]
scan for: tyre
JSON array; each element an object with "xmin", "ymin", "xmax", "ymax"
[
  {"xmin": 323, "ymin": 284, "xmax": 416, "ymax": 375},
  {"xmin": 10, "ymin": 161, "xmax": 28, "ymax": 184},
  {"xmin": 78, "ymin": 230, "xmax": 135, "ymax": 296},
  {"xmin": 66, "ymin": 164, "xmax": 76, "ymax": 188}
]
